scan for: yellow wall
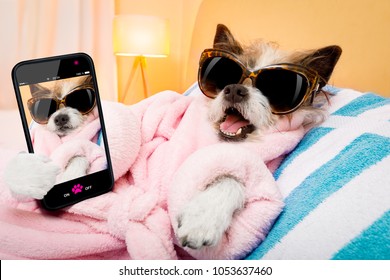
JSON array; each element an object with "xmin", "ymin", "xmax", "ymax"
[{"xmin": 115, "ymin": 0, "xmax": 203, "ymax": 104}]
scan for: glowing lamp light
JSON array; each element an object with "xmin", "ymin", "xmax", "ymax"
[{"xmin": 113, "ymin": 15, "xmax": 170, "ymax": 103}]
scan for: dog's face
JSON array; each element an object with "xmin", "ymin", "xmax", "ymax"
[
  {"xmin": 203, "ymin": 24, "xmax": 342, "ymax": 141},
  {"xmin": 29, "ymin": 76, "xmax": 94, "ymax": 137}
]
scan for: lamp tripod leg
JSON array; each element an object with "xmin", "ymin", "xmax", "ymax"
[
  {"xmin": 139, "ymin": 56, "xmax": 149, "ymax": 99},
  {"xmin": 122, "ymin": 57, "xmax": 141, "ymax": 103}
]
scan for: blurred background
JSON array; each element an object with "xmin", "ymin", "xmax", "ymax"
[
  {"xmin": 1, "ymin": 0, "xmax": 389, "ymax": 110},
  {"xmin": 0, "ymin": 0, "xmax": 204, "ymax": 108}
]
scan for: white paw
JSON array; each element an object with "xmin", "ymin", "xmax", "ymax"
[
  {"xmin": 176, "ymin": 177, "xmax": 245, "ymax": 249},
  {"xmin": 177, "ymin": 200, "xmax": 230, "ymax": 249},
  {"xmin": 4, "ymin": 153, "xmax": 60, "ymax": 200},
  {"xmin": 57, "ymin": 156, "xmax": 89, "ymax": 183}
]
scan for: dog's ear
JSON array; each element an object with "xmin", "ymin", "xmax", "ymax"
[
  {"xmin": 29, "ymin": 83, "xmax": 50, "ymax": 98},
  {"xmin": 213, "ymin": 24, "xmax": 243, "ymax": 55},
  {"xmin": 299, "ymin": 45, "xmax": 342, "ymax": 87},
  {"xmin": 82, "ymin": 75, "xmax": 94, "ymax": 87}
]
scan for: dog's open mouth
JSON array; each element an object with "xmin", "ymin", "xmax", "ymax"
[
  {"xmin": 219, "ymin": 107, "xmax": 255, "ymax": 140},
  {"xmin": 56, "ymin": 125, "xmax": 75, "ymax": 136}
]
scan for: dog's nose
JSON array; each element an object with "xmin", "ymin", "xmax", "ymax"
[
  {"xmin": 54, "ymin": 114, "xmax": 69, "ymax": 126},
  {"xmin": 223, "ymin": 84, "xmax": 248, "ymax": 103}
]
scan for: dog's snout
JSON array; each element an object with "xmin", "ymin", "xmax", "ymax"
[
  {"xmin": 223, "ymin": 84, "xmax": 248, "ymax": 103},
  {"xmin": 54, "ymin": 114, "xmax": 69, "ymax": 126}
]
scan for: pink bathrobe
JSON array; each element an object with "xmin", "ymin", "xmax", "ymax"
[{"xmin": 0, "ymin": 91, "xmax": 307, "ymax": 259}]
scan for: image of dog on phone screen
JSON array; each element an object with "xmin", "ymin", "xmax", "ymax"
[{"xmin": 15, "ymin": 75, "xmax": 107, "ymax": 188}]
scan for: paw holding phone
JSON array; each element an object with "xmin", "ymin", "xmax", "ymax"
[{"xmin": 4, "ymin": 153, "xmax": 59, "ymax": 200}]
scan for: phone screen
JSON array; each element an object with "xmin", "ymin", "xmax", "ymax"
[{"xmin": 12, "ymin": 53, "xmax": 113, "ymax": 210}]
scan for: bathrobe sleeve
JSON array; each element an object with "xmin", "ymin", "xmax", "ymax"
[{"xmin": 168, "ymin": 143, "xmax": 284, "ymax": 259}]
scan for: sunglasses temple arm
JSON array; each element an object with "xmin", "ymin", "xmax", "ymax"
[{"xmin": 310, "ymin": 81, "xmax": 322, "ymax": 104}]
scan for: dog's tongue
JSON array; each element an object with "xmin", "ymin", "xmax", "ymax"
[{"xmin": 220, "ymin": 114, "xmax": 249, "ymax": 133}]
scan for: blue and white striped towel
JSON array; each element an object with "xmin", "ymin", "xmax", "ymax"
[{"xmin": 246, "ymin": 88, "xmax": 390, "ymax": 260}]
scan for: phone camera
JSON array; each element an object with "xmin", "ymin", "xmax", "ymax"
[{"xmin": 74, "ymin": 60, "xmax": 79, "ymax": 65}]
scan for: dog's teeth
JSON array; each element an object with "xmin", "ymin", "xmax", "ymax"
[
  {"xmin": 221, "ymin": 130, "xmax": 238, "ymax": 137},
  {"xmin": 236, "ymin": 128, "xmax": 242, "ymax": 135}
]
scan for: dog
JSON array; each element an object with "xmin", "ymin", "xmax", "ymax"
[
  {"xmin": 175, "ymin": 24, "xmax": 341, "ymax": 249},
  {"xmin": 5, "ymin": 75, "xmax": 97, "ymax": 198},
  {"xmin": 4, "ymin": 24, "xmax": 341, "ymax": 255},
  {"xmin": 28, "ymin": 75, "xmax": 94, "ymax": 137}
]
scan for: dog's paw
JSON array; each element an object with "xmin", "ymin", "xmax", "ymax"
[
  {"xmin": 176, "ymin": 177, "xmax": 245, "ymax": 250},
  {"xmin": 57, "ymin": 156, "xmax": 89, "ymax": 183},
  {"xmin": 4, "ymin": 153, "xmax": 60, "ymax": 200},
  {"xmin": 177, "ymin": 203, "xmax": 230, "ymax": 249}
]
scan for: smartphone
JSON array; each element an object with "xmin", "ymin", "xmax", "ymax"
[{"xmin": 12, "ymin": 53, "xmax": 114, "ymax": 210}]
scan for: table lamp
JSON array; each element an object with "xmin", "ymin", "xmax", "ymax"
[{"xmin": 113, "ymin": 15, "xmax": 170, "ymax": 103}]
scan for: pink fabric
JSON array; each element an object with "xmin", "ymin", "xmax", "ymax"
[{"xmin": 0, "ymin": 91, "xmax": 307, "ymax": 259}]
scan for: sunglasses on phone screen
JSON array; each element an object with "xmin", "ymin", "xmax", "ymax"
[{"xmin": 27, "ymin": 86, "xmax": 96, "ymax": 124}]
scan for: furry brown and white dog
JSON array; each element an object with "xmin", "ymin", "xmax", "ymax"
[
  {"xmin": 5, "ymin": 76, "xmax": 97, "ymax": 198},
  {"xmin": 206, "ymin": 24, "xmax": 342, "ymax": 140},
  {"xmin": 28, "ymin": 75, "xmax": 95, "ymax": 137},
  {"xmin": 176, "ymin": 24, "xmax": 341, "ymax": 249}
]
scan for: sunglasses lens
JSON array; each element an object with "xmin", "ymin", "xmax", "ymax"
[
  {"xmin": 29, "ymin": 99, "xmax": 57, "ymax": 123},
  {"xmin": 65, "ymin": 89, "xmax": 96, "ymax": 113},
  {"xmin": 200, "ymin": 56, "xmax": 243, "ymax": 98},
  {"xmin": 255, "ymin": 69, "xmax": 309, "ymax": 113}
]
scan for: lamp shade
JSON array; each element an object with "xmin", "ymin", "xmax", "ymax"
[{"xmin": 113, "ymin": 15, "xmax": 170, "ymax": 57}]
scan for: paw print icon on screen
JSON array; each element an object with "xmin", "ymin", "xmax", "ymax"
[{"xmin": 72, "ymin": 184, "xmax": 83, "ymax": 194}]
